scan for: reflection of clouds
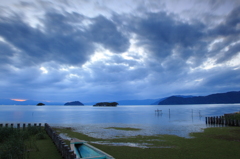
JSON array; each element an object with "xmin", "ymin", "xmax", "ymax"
[{"xmin": 1, "ymin": 105, "xmax": 240, "ymax": 137}]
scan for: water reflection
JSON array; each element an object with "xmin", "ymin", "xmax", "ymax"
[{"xmin": 0, "ymin": 104, "xmax": 240, "ymax": 138}]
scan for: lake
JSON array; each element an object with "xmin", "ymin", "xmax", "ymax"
[{"xmin": 1, "ymin": 104, "xmax": 240, "ymax": 138}]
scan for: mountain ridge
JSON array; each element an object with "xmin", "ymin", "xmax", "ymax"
[{"xmin": 158, "ymin": 91, "xmax": 240, "ymax": 105}]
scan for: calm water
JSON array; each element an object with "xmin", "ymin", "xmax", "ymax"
[{"xmin": 1, "ymin": 104, "xmax": 240, "ymax": 138}]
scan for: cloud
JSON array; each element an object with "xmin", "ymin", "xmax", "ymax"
[
  {"xmin": 129, "ymin": 12, "xmax": 206, "ymax": 63},
  {"xmin": 0, "ymin": 0, "xmax": 240, "ymax": 102},
  {"xmin": 88, "ymin": 15, "xmax": 130, "ymax": 53},
  {"xmin": 0, "ymin": 11, "xmax": 95, "ymax": 67}
]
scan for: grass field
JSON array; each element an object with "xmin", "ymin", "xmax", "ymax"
[
  {"xmin": 0, "ymin": 126, "xmax": 62, "ymax": 159},
  {"xmin": 54, "ymin": 126, "xmax": 240, "ymax": 159}
]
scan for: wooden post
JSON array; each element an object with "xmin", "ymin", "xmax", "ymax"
[
  {"xmin": 39, "ymin": 123, "xmax": 41, "ymax": 127},
  {"xmin": 17, "ymin": 123, "xmax": 20, "ymax": 129},
  {"xmin": 61, "ymin": 142, "xmax": 65, "ymax": 156},
  {"xmin": 70, "ymin": 151, "xmax": 76, "ymax": 159},
  {"xmin": 23, "ymin": 123, "xmax": 26, "ymax": 130},
  {"xmin": 11, "ymin": 123, "xmax": 14, "ymax": 128},
  {"xmin": 169, "ymin": 109, "xmax": 170, "ymax": 118},
  {"xmin": 28, "ymin": 123, "xmax": 31, "ymax": 127},
  {"xmin": 234, "ymin": 120, "xmax": 236, "ymax": 126},
  {"xmin": 63, "ymin": 145, "xmax": 68, "ymax": 158},
  {"xmin": 5, "ymin": 123, "xmax": 8, "ymax": 127},
  {"xmin": 34, "ymin": 123, "xmax": 37, "ymax": 127},
  {"xmin": 0, "ymin": 123, "xmax": 2, "ymax": 127}
]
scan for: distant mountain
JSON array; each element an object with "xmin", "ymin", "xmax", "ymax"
[
  {"xmin": 151, "ymin": 95, "xmax": 195, "ymax": 105},
  {"xmin": 158, "ymin": 91, "xmax": 240, "ymax": 105},
  {"xmin": 64, "ymin": 101, "xmax": 84, "ymax": 106},
  {"xmin": 151, "ymin": 98, "xmax": 167, "ymax": 105}
]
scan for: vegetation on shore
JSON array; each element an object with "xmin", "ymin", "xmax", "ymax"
[
  {"xmin": 224, "ymin": 112, "xmax": 240, "ymax": 120},
  {"xmin": 0, "ymin": 126, "xmax": 61, "ymax": 159},
  {"xmin": 54, "ymin": 126, "xmax": 240, "ymax": 159}
]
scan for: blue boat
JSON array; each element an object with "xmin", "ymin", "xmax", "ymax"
[{"xmin": 70, "ymin": 138, "xmax": 115, "ymax": 159}]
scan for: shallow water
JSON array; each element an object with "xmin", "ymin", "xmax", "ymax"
[{"xmin": 1, "ymin": 104, "xmax": 240, "ymax": 138}]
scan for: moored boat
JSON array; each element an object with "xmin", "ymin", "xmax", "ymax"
[{"xmin": 70, "ymin": 138, "xmax": 114, "ymax": 159}]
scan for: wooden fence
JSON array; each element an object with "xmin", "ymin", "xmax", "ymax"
[
  {"xmin": 0, "ymin": 123, "xmax": 77, "ymax": 159},
  {"xmin": 0, "ymin": 123, "xmax": 42, "ymax": 129},
  {"xmin": 205, "ymin": 116, "xmax": 240, "ymax": 126},
  {"xmin": 44, "ymin": 123, "xmax": 76, "ymax": 159}
]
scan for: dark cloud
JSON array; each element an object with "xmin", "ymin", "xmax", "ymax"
[
  {"xmin": 0, "ymin": 41, "xmax": 15, "ymax": 64},
  {"xmin": 207, "ymin": 6, "xmax": 240, "ymax": 63},
  {"xmin": 0, "ymin": 10, "xmax": 131, "ymax": 69},
  {"xmin": 88, "ymin": 15, "xmax": 130, "ymax": 53},
  {"xmin": 0, "ymin": 12, "xmax": 94, "ymax": 67},
  {"xmin": 216, "ymin": 43, "xmax": 240, "ymax": 63},
  {"xmin": 129, "ymin": 12, "xmax": 206, "ymax": 62},
  {"xmin": 213, "ymin": 6, "xmax": 240, "ymax": 36},
  {"xmin": 199, "ymin": 67, "xmax": 240, "ymax": 93}
]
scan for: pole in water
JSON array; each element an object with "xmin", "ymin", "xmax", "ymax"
[{"xmin": 169, "ymin": 109, "xmax": 170, "ymax": 118}]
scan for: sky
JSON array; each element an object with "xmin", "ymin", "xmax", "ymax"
[{"xmin": 0, "ymin": 0, "xmax": 240, "ymax": 103}]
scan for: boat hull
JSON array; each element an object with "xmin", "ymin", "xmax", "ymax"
[{"xmin": 70, "ymin": 138, "xmax": 114, "ymax": 159}]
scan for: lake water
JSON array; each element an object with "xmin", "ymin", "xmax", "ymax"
[{"xmin": 1, "ymin": 104, "xmax": 240, "ymax": 138}]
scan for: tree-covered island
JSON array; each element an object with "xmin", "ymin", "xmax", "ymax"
[
  {"xmin": 93, "ymin": 102, "xmax": 118, "ymax": 107},
  {"xmin": 36, "ymin": 103, "xmax": 45, "ymax": 106}
]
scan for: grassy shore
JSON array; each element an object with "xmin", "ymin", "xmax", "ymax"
[
  {"xmin": 0, "ymin": 126, "xmax": 62, "ymax": 159},
  {"xmin": 54, "ymin": 126, "xmax": 240, "ymax": 159}
]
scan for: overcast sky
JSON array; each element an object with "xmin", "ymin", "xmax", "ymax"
[{"xmin": 0, "ymin": 0, "xmax": 240, "ymax": 103}]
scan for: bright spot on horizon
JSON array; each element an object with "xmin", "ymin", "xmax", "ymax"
[{"xmin": 11, "ymin": 99, "xmax": 27, "ymax": 102}]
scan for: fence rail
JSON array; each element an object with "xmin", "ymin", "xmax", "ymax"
[
  {"xmin": 205, "ymin": 116, "xmax": 240, "ymax": 126},
  {"xmin": 0, "ymin": 123, "xmax": 77, "ymax": 159},
  {"xmin": 44, "ymin": 123, "xmax": 76, "ymax": 159}
]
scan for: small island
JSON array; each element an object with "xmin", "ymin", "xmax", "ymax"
[
  {"xmin": 36, "ymin": 103, "xmax": 45, "ymax": 106},
  {"xmin": 93, "ymin": 102, "xmax": 118, "ymax": 107},
  {"xmin": 64, "ymin": 101, "xmax": 84, "ymax": 106}
]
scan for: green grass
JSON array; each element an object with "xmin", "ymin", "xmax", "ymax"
[
  {"xmin": 224, "ymin": 113, "xmax": 240, "ymax": 120},
  {"xmin": 105, "ymin": 127, "xmax": 142, "ymax": 131},
  {"xmin": 27, "ymin": 134, "xmax": 62, "ymax": 159},
  {"xmin": 54, "ymin": 126, "xmax": 240, "ymax": 159},
  {"xmin": 0, "ymin": 127, "xmax": 62, "ymax": 159}
]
